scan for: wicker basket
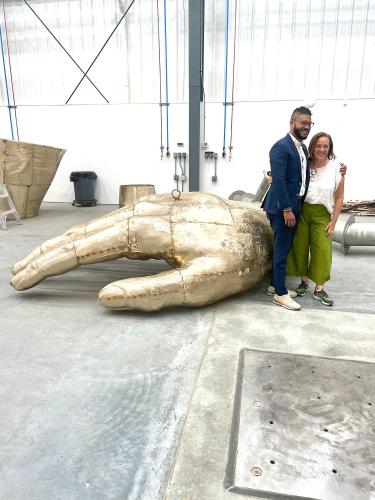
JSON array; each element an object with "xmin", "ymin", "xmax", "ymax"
[{"xmin": 0, "ymin": 138, "xmax": 65, "ymax": 219}]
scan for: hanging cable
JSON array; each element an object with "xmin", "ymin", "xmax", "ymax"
[
  {"xmin": 163, "ymin": 0, "xmax": 170, "ymax": 157},
  {"xmin": 222, "ymin": 0, "xmax": 230, "ymax": 158},
  {"xmin": 156, "ymin": 0, "xmax": 164, "ymax": 159},
  {"xmin": 228, "ymin": 0, "xmax": 238, "ymax": 161},
  {"xmin": 0, "ymin": 24, "xmax": 14, "ymax": 139},
  {"xmin": 2, "ymin": 2, "xmax": 19, "ymax": 140},
  {"xmin": 182, "ymin": 0, "xmax": 186, "ymax": 102}
]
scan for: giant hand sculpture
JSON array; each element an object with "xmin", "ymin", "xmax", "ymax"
[{"xmin": 11, "ymin": 193, "xmax": 273, "ymax": 311}]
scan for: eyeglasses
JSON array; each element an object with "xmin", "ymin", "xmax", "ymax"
[{"xmin": 297, "ymin": 121, "xmax": 314, "ymax": 128}]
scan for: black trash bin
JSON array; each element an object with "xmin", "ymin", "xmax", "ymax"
[{"xmin": 70, "ymin": 171, "xmax": 97, "ymax": 207}]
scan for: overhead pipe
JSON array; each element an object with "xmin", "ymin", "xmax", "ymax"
[
  {"xmin": 222, "ymin": 0, "xmax": 230, "ymax": 158},
  {"xmin": 228, "ymin": 0, "xmax": 238, "ymax": 161},
  {"xmin": 163, "ymin": 0, "xmax": 170, "ymax": 157},
  {"xmin": 0, "ymin": 24, "xmax": 14, "ymax": 139},
  {"xmin": 200, "ymin": 0, "xmax": 205, "ymax": 143},
  {"xmin": 156, "ymin": 0, "xmax": 164, "ymax": 158},
  {"xmin": 2, "ymin": 2, "xmax": 19, "ymax": 140}
]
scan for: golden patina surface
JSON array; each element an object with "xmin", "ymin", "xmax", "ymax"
[{"xmin": 11, "ymin": 192, "xmax": 273, "ymax": 311}]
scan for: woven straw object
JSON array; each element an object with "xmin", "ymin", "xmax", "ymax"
[{"xmin": 0, "ymin": 138, "xmax": 65, "ymax": 219}]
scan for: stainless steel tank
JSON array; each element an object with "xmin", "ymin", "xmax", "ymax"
[
  {"xmin": 333, "ymin": 214, "xmax": 375, "ymax": 254},
  {"xmin": 229, "ymin": 173, "xmax": 269, "ymax": 204}
]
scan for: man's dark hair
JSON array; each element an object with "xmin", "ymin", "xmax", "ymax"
[{"xmin": 291, "ymin": 106, "xmax": 312, "ymax": 120}]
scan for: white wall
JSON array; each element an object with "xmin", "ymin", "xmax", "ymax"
[
  {"xmin": 202, "ymin": 99, "xmax": 375, "ymax": 202},
  {"xmin": 0, "ymin": 103, "xmax": 189, "ymax": 204},
  {"xmin": 0, "ymin": 1, "xmax": 372, "ymax": 204},
  {"xmin": 0, "ymin": 99, "xmax": 373, "ymax": 204}
]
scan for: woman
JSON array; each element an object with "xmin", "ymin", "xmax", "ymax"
[{"xmin": 286, "ymin": 132, "xmax": 345, "ymax": 305}]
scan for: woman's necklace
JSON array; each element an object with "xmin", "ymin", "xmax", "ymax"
[{"xmin": 310, "ymin": 159, "xmax": 329, "ymax": 177}]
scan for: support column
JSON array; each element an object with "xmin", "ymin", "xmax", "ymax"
[{"xmin": 189, "ymin": 0, "xmax": 204, "ymax": 192}]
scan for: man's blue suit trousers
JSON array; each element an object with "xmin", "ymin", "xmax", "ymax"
[{"xmin": 267, "ymin": 212, "xmax": 300, "ymax": 296}]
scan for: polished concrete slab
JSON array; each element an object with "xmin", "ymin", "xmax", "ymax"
[
  {"xmin": 165, "ymin": 262, "xmax": 375, "ymax": 500},
  {"xmin": 1, "ymin": 202, "xmax": 374, "ymax": 500},
  {"xmin": 0, "ymin": 203, "xmax": 215, "ymax": 500},
  {"xmin": 226, "ymin": 349, "xmax": 375, "ymax": 499}
]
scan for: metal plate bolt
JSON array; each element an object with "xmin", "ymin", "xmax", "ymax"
[{"xmin": 250, "ymin": 467, "xmax": 263, "ymax": 476}]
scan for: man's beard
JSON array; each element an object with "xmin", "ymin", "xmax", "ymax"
[{"xmin": 293, "ymin": 127, "xmax": 308, "ymax": 141}]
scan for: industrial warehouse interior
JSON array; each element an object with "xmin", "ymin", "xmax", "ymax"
[{"xmin": 1, "ymin": 2, "xmax": 375, "ymax": 500}]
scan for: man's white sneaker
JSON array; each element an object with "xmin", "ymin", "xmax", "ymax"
[
  {"xmin": 273, "ymin": 293, "xmax": 301, "ymax": 311},
  {"xmin": 267, "ymin": 285, "xmax": 297, "ymax": 298}
]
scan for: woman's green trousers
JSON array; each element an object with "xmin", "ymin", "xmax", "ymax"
[{"xmin": 287, "ymin": 202, "xmax": 332, "ymax": 284}]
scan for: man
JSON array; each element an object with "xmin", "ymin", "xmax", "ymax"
[{"xmin": 261, "ymin": 106, "xmax": 313, "ymax": 311}]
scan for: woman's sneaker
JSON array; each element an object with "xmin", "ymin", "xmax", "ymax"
[
  {"xmin": 267, "ymin": 285, "xmax": 297, "ymax": 298},
  {"xmin": 273, "ymin": 293, "xmax": 301, "ymax": 311},
  {"xmin": 295, "ymin": 280, "xmax": 309, "ymax": 297},
  {"xmin": 313, "ymin": 289, "xmax": 334, "ymax": 306}
]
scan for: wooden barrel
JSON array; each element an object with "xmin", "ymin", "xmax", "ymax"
[
  {"xmin": 0, "ymin": 138, "xmax": 65, "ymax": 219},
  {"xmin": 119, "ymin": 184, "xmax": 155, "ymax": 207}
]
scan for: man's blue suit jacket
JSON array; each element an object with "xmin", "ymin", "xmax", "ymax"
[{"xmin": 262, "ymin": 134, "xmax": 310, "ymax": 216}]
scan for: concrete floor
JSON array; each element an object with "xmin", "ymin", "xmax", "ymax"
[{"xmin": 1, "ymin": 203, "xmax": 374, "ymax": 500}]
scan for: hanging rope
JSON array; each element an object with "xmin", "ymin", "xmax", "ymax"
[
  {"xmin": 222, "ymin": 0, "xmax": 230, "ymax": 158},
  {"xmin": 228, "ymin": 0, "xmax": 238, "ymax": 161},
  {"xmin": 0, "ymin": 24, "xmax": 14, "ymax": 139},
  {"xmin": 163, "ymin": 0, "xmax": 170, "ymax": 157},
  {"xmin": 156, "ymin": 0, "xmax": 164, "ymax": 158},
  {"xmin": 2, "ymin": 1, "xmax": 19, "ymax": 140}
]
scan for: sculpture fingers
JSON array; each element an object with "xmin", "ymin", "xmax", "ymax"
[
  {"xmin": 11, "ymin": 194, "xmax": 181, "ymax": 282},
  {"xmin": 11, "ymin": 222, "xmax": 130, "ymax": 290},
  {"xmin": 11, "ymin": 208, "xmax": 136, "ymax": 276},
  {"xmin": 11, "ymin": 224, "xmax": 86, "ymax": 276},
  {"xmin": 11, "ymin": 209, "xmax": 175, "ymax": 291},
  {"xmin": 98, "ymin": 257, "xmax": 244, "ymax": 311}
]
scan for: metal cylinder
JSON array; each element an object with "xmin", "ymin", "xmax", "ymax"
[
  {"xmin": 229, "ymin": 190, "xmax": 255, "ymax": 202},
  {"xmin": 252, "ymin": 175, "xmax": 270, "ymax": 202},
  {"xmin": 119, "ymin": 184, "xmax": 155, "ymax": 208},
  {"xmin": 333, "ymin": 214, "xmax": 375, "ymax": 254},
  {"xmin": 229, "ymin": 173, "xmax": 269, "ymax": 203}
]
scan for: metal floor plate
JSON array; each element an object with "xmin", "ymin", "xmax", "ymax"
[{"xmin": 225, "ymin": 349, "xmax": 375, "ymax": 499}]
